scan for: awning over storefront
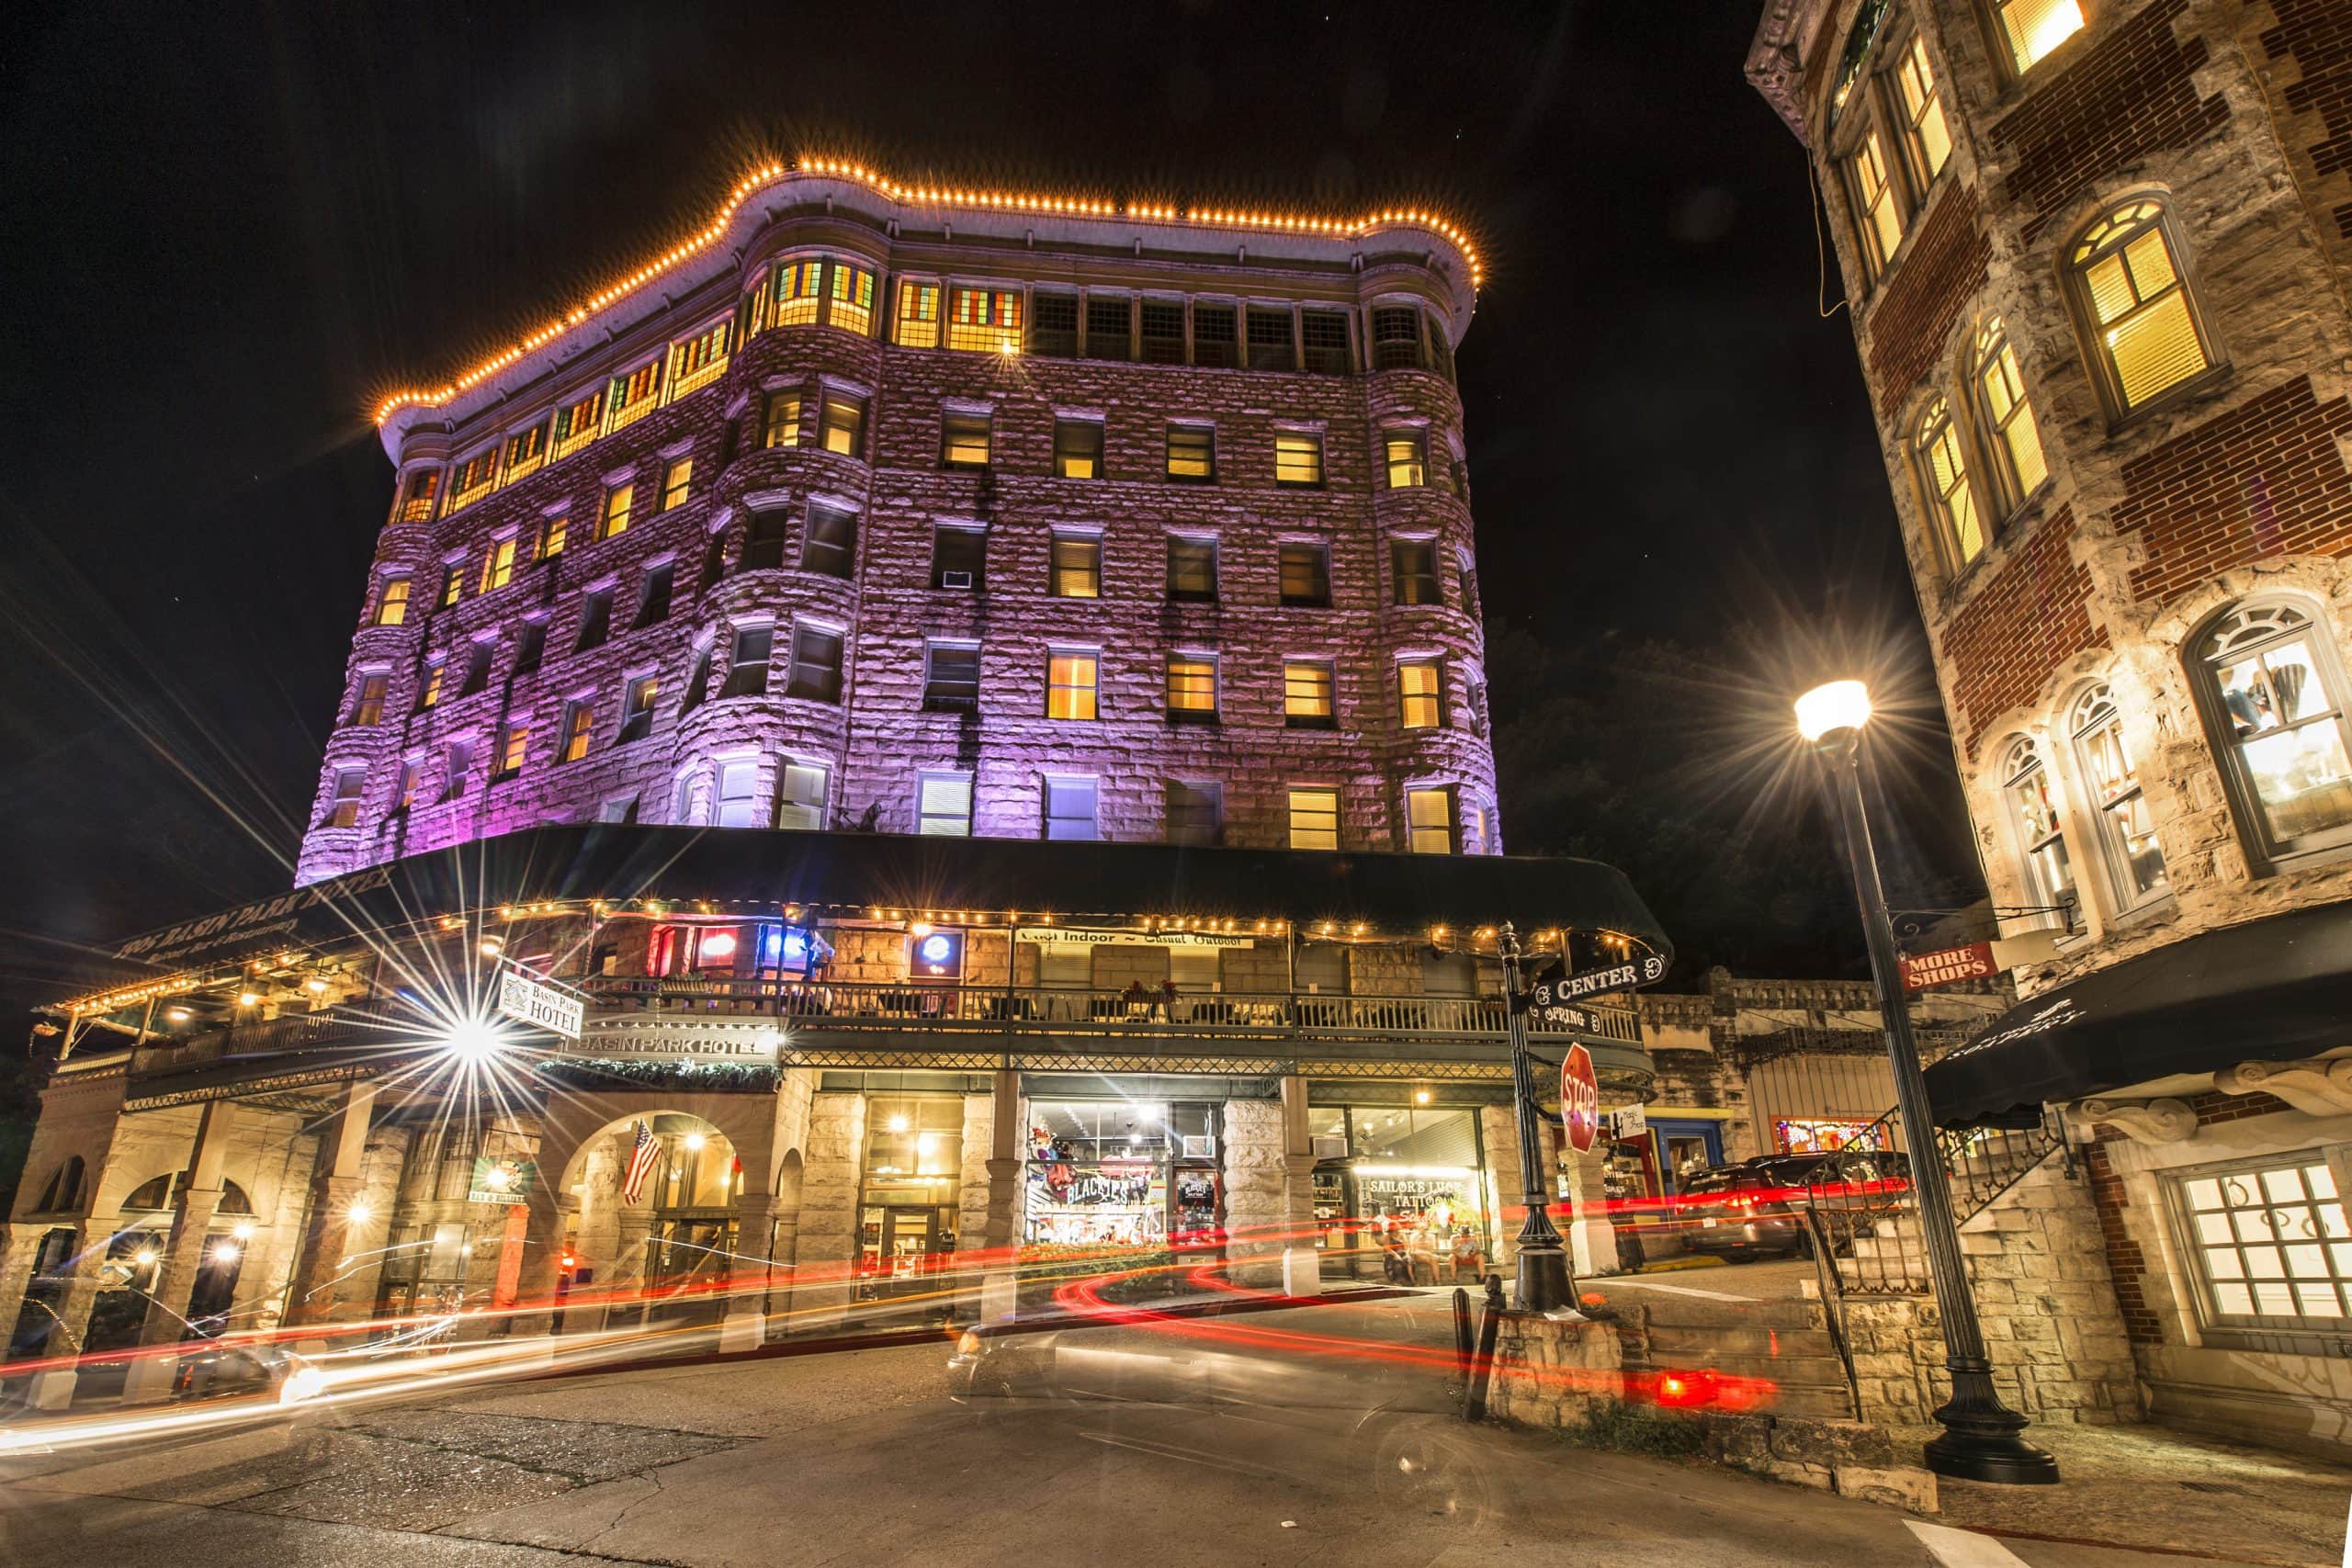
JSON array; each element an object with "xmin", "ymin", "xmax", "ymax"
[
  {"xmin": 1923, "ymin": 901, "xmax": 2352, "ymax": 1126},
  {"xmin": 102, "ymin": 824, "xmax": 1671, "ymax": 976}
]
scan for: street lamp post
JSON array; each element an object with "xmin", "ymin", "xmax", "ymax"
[
  {"xmin": 1500, "ymin": 922, "xmax": 1574, "ymax": 1314},
  {"xmin": 1797, "ymin": 680, "xmax": 2057, "ymax": 1484}
]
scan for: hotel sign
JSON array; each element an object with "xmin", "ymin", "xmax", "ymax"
[
  {"xmin": 497, "ymin": 960, "xmax": 586, "ymax": 1040},
  {"xmin": 555, "ymin": 1025, "xmax": 781, "ymax": 1065}
]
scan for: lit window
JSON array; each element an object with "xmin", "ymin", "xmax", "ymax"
[
  {"xmin": 1289, "ymin": 788, "xmax": 1340, "ymax": 850},
  {"xmin": 1275, "ymin": 433, "xmax": 1324, "ymax": 487},
  {"xmin": 919, "ymin": 772, "xmax": 973, "ymax": 836},
  {"xmin": 1044, "ymin": 776, "xmax": 1099, "ymax": 841},
  {"xmin": 1166, "ymin": 781, "xmax": 1221, "ymax": 846},
  {"xmin": 741, "ymin": 508, "xmax": 788, "ymax": 571},
  {"xmin": 1167, "ymin": 654, "xmax": 1218, "ymax": 722},
  {"xmin": 559, "ymin": 700, "xmax": 594, "ymax": 763},
  {"xmin": 721, "ymin": 626, "xmax": 773, "ymax": 698},
  {"xmin": 1054, "ymin": 418, "xmax": 1103, "ymax": 479},
  {"xmin": 540, "ymin": 515, "xmax": 568, "ymax": 558},
  {"xmin": 1392, "ymin": 540, "xmax": 1441, "ymax": 606},
  {"xmin": 1167, "ymin": 536, "xmax": 1217, "ymax": 602},
  {"xmin": 933, "ymin": 525, "xmax": 986, "ymax": 591},
  {"xmin": 762, "ymin": 390, "xmax": 802, "ymax": 449},
  {"xmin": 1279, "ymin": 543, "xmax": 1330, "ymax": 606},
  {"xmin": 553, "ymin": 390, "xmax": 605, "ymax": 459},
  {"xmin": 495, "ymin": 723, "xmax": 528, "ymax": 778},
  {"xmin": 601, "ymin": 482, "xmax": 634, "ymax": 540},
  {"xmin": 450, "ymin": 448, "xmax": 500, "ymax": 508},
  {"xmin": 1167, "ymin": 424, "xmax": 1216, "ymax": 482},
  {"xmin": 618, "ymin": 675, "xmax": 659, "ymax": 745},
  {"xmin": 1916, "ymin": 396, "xmax": 1982, "ymax": 569},
  {"xmin": 634, "ymin": 562, "xmax": 673, "ymax": 627},
  {"xmin": 661, "ymin": 457, "xmax": 694, "ymax": 511},
  {"xmin": 438, "ymin": 561, "xmax": 464, "ymax": 608},
  {"xmin": 1284, "ymin": 661, "xmax": 1335, "ymax": 728},
  {"xmin": 895, "ymin": 279, "xmax": 941, "ymax": 348},
  {"xmin": 777, "ymin": 762, "xmax": 828, "ymax": 830},
  {"xmin": 2173, "ymin": 1160, "xmax": 2352, "ymax": 1328},
  {"xmin": 325, "ymin": 768, "xmax": 365, "ymax": 829},
  {"xmin": 397, "ymin": 469, "xmax": 440, "ymax": 524},
  {"xmin": 417, "ymin": 659, "xmax": 445, "ymax": 711},
  {"xmin": 481, "ymin": 537, "xmax": 517, "ymax": 593},
  {"xmin": 772, "ymin": 260, "xmax": 825, "ymax": 328},
  {"xmin": 1086, "ymin": 296, "xmax": 1131, "ymax": 361},
  {"xmin": 2199, "ymin": 602, "xmax": 2352, "ymax": 861},
  {"xmin": 503, "ymin": 423, "xmax": 543, "ymax": 479},
  {"xmin": 788, "ymin": 626, "xmax": 843, "ymax": 703},
  {"xmin": 800, "ymin": 506, "xmax": 857, "ymax": 580},
  {"xmin": 1845, "ymin": 129, "xmax": 1904, "ymax": 276},
  {"xmin": 1406, "ymin": 786, "xmax": 1457, "ymax": 854},
  {"xmin": 828, "ymin": 262, "xmax": 876, "ymax": 335},
  {"xmin": 1999, "ymin": 737, "xmax": 2079, "ymax": 931},
  {"xmin": 948, "ymin": 288, "xmax": 1022, "ymax": 354},
  {"xmin": 924, "ymin": 642, "xmax": 981, "ymax": 711},
  {"xmin": 2068, "ymin": 684, "xmax": 2168, "ymax": 907},
  {"xmin": 670, "ymin": 320, "xmax": 729, "ymax": 395},
  {"xmin": 2071, "ymin": 199, "xmax": 2215, "ymax": 412},
  {"xmin": 942, "ymin": 409, "xmax": 992, "ymax": 468},
  {"xmin": 605, "ymin": 359, "xmax": 662, "ymax": 433},
  {"xmin": 1048, "ymin": 652, "xmax": 1099, "ymax": 720},
  {"xmin": 715, "ymin": 761, "xmax": 764, "ymax": 828},
  {"xmin": 1894, "ymin": 35, "xmax": 1951, "ymax": 184},
  {"xmin": 818, "ymin": 393, "xmax": 865, "ymax": 457},
  {"xmin": 1385, "ymin": 431, "xmax": 1428, "ymax": 489},
  {"xmin": 1051, "ymin": 534, "xmax": 1101, "ymax": 599},
  {"xmin": 1398, "ymin": 660, "xmax": 1445, "ymax": 729},
  {"xmin": 1971, "ymin": 317, "xmax": 2050, "ymax": 510},
  {"xmin": 396, "ymin": 760, "xmax": 423, "ymax": 811},
  {"xmin": 574, "ymin": 589, "xmax": 612, "ymax": 652},
  {"xmin": 351, "ymin": 673, "xmax": 388, "ymax": 727},
  {"xmin": 1995, "ymin": 0, "xmax": 2085, "ymax": 76},
  {"xmin": 373, "ymin": 577, "xmax": 411, "ymax": 626}
]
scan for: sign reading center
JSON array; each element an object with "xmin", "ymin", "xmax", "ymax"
[{"xmin": 1560, "ymin": 1043, "xmax": 1600, "ymax": 1156}]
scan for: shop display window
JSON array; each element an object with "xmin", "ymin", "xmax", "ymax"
[
  {"xmin": 858, "ymin": 1097, "xmax": 964, "ymax": 1302},
  {"xmin": 1023, "ymin": 1100, "xmax": 1221, "ymax": 1253},
  {"xmin": 1306, "ymin": 1103, "xmax": 1490, "ymax": 1283}
]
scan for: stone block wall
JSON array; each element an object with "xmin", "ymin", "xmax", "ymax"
[
  {"xmin": 1221, "ymin": 1097, "xmax": 1287, "ymax": 1287},
  {"xmin": 794, "ymin": 1090, "xmax": 868, "ymax": 1328}
]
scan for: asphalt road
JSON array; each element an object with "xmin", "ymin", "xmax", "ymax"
[{"xmin": 0, "ymin": 1295, "xmax": 2319, "ymax": 1567}]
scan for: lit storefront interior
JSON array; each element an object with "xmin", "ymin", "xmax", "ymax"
[
  {"xmin": 1309, "ymin": 1102, "xmax": 1493, "ymax": 1283},
  {"xmin": 857, "ymin": 1096, "xmax": 962, "ymax": 1303}
]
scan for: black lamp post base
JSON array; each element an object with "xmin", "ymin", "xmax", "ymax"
[
  {"xmin": 1923, "ymin": 1429, "xmax": 2061, "ymax": 1485},
  {"xmin": 1512, "ymin": 1243, "xmax": 1574, "ymax": 1314}
]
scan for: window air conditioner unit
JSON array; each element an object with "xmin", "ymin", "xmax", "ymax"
[
  {"xmin": 1310, "ymin": 1134, "xmax": 1348, "ymax": 1160},
  {"xmin": 941, "ymin": 570, "xmax": 974, "ymax": 589},
  {"xmin": 1182, "ymin": 1135, "xmax": 1217, "ymax": 1160}
]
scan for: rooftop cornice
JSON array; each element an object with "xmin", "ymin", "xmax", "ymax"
[
  {"xmin": 1747, "ymin": 0, "xmax": 1821, "ymax": 141},
  {"xmin": 373, "ymin": 155, "xmax": 1486, "ymax": 449}
]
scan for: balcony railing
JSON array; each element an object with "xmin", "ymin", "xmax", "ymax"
[{"xmin": 577, "ymin": 977, "xmax": 1639, "ymax": 1046}]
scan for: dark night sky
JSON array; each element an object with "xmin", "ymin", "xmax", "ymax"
[{"xmin": 0, "ymin": 1, "xmax": 1986, "ymax": 1013}]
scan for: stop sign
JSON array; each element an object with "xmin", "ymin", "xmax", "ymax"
[{"xmin": 1560, "ymin": 1043, "xmax": 1600, "ymax": 1155}]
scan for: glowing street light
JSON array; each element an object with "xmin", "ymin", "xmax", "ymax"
[
  {"xmin": 441, "ymin": 1018, "xmax": 505, "ymax": 1064},
  {"xmin": 346, "ymin": 1201, "xmax": 372, "ymax": 1224},
  {"xmin": 210, "ymin": 1241, "xmax": 241, "ymax": 1265},
  {"xmin": 1796, "ymin": 678, "xmax": 2057, "ymax": 1485}
]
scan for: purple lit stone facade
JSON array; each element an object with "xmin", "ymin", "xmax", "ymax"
[{"xmin": 299, "ymin": 182, "xmax": 1493, "ymax": 883}]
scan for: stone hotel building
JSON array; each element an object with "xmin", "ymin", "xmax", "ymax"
[
  {"xmin": 1, "ymin": 162, "xmax": 1671, "ymax": 1403},
  {"xmin": 1750, "ymin": 0, "xmax": 2352, "ymax": 1454}
]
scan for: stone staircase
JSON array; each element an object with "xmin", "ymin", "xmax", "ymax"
[{"xmin": 1611, "ymin": 1291, "xmax": 1858, "ymax": 1419}]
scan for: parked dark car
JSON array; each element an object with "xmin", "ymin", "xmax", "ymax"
[{"xmin": 1676, "ymin": 1149, "xmax": 1911, "ymax": 1261}]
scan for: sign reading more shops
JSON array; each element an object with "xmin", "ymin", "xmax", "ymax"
[
  {"xmin": 1561, "ymin": 1043, "xmax": 1600, "ymax": 1155},
  {"xmin": 497, "ymin": 959, "xmax": 587, "ymax": 1039},
  {"xmin": 1898, "ymin": 942, "xmax": 1997, "ymax": 992}
]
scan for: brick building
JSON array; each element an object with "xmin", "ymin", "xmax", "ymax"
[
  {"xmin": 1750, "ymin": 1, "xmax": 2352, "ymax": 1455},
  {"xmin": 0, "ymin": 164, "xmax": 1672, "ymax": 1409}
]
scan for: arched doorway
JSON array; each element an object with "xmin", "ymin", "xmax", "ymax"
[{"xmin": 558, "ymin": 1112, "xmax": 743, "ymax": 1327}]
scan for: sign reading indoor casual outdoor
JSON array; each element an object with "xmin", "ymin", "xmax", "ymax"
[
  {"xmin": 1560, "ymin": 1043, "xmax": 1600, "ymax": 1155},
  {"xmin": 496, "ymin": 959, "xmax": 586, "ymax": 1040},
  {"xmin": 1899, "ymin": 942, "xmax": 1998, "ymax": 992},
  {"xmin": 1013, "ymin": 926, "xmax": 1254, "ymax": 948}
]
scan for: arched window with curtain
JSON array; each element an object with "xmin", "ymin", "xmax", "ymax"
[
  {"xmin": 2067, "ymin": 197, "xmax": 2219, "ymax": 416},
  {"xmin": 2196, "ymin": 602, "xmax": 2352, "ymax": 862},
  {"xmin": 1915, "ymin": 395, "xmax": 1982, "ymax": 570},
  {"xmin": 1968, "ymin": 316, "xmax": 2049, "ymax": 513},
  {"xmin": 1999, "ymin": 737, "xmax": 2080, "ymax": 931},
  {"xmin": 2067, "ymin": 684, "xmax": 2169, "ymax": 909}
]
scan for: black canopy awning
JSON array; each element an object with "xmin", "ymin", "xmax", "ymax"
[
  {"xmin": 1923, "ymin": 900, "xmax": 2352, "ymax": 1126},
  {"xmin": 102, "ymin": 824, "xmax": 1670, "ymax": 977}
]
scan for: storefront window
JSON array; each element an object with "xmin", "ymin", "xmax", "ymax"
[
  {"xmin": 858, "ymin": 1097, "xmax": 964, "ymax": 1303},
  {"xmin": 2173, "ymin": 1157, "xmax": 2352, "ymax": 1329},
  {"xmin": 1308, "ymin": 1103, "xmax": 1489, "ymax": 1283},
  {"xmin": 1023, "ymin": 1101, "xmax": 1220, "ymax": 1253}
]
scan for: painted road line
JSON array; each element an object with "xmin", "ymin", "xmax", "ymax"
[{"xmin": 1596, "ymin": 1278, "xmax": 1762, "ymax": 1304}]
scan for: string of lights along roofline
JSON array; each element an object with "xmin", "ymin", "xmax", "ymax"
[{"xmin": 370, "ymin": 156, "xmax": 1486, "ymax": 426}]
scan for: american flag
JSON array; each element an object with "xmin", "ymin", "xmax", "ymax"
[{"xmin": 620, "ymin": 1121, "xmax": 660, "ymax": 1204}]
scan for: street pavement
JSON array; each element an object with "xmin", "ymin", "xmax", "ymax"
[{"xmin": 0, "ymin": 1294, "xmax": 2332, "ymax": 1567}]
